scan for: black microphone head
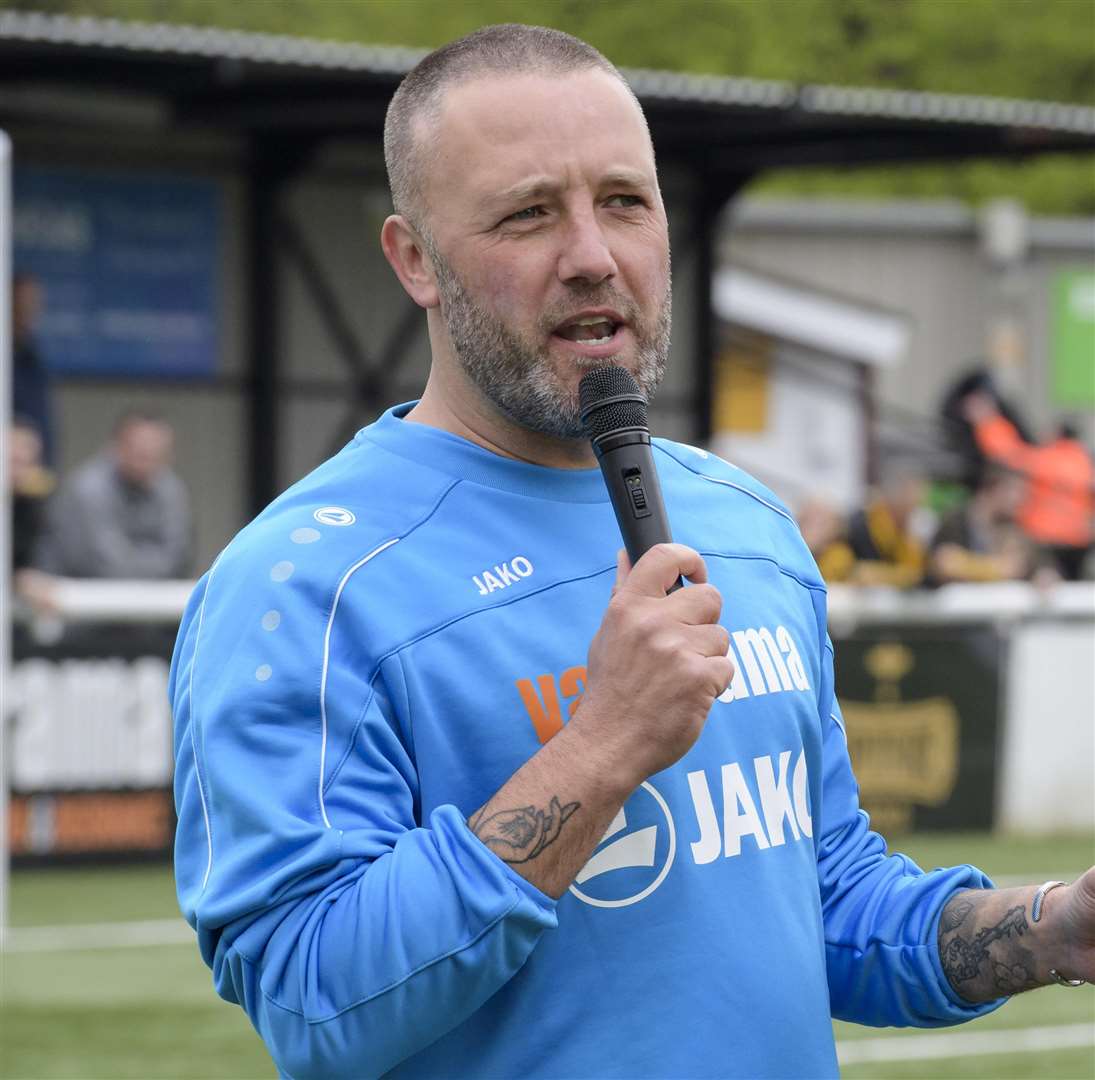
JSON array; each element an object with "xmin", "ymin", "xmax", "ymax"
[{"xmin": 579, "ymin": 366, "xmax": 649, "ymax": 442}]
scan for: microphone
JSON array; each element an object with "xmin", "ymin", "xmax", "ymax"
[{"xmin": 579, "ymin": 365, "xmax": 682, "ymax": 592}]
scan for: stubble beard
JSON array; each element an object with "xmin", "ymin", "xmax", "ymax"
[{"xmin": 429, "ymin": 244, "xmax": 671, "ymax": 440}]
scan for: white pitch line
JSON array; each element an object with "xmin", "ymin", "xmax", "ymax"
[
  {"xmin": 837, "ymin": 1022, "xmax": 1095, "ymax": 1065},
  {"xmin": 1, "ymin": 918, "xmax": 194, "ymax": 953}
]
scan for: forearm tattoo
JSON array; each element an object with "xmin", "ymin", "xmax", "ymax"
[
  {"xmin": 938, "ymin": 892, "xmax": 1041, "ymax": 999},
  {"xmin": 470, "ymin": 796, "xmax": 580, "ymax": 865}
]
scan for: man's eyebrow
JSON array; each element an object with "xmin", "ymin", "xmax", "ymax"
[
  {"xmin": 484, "ymin": 169, "xmax": 654, "ymax": 212},
  {"xmin": 599, "ymin": 168, "xmax": 652, "ymax": 190},
  {"xmin": 484, "ymin": 177, "xmax": 560, "ymax": 211}
]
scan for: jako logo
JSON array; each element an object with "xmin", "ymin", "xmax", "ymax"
[
  {"xmin": 686, "ymin": 750, "xmax": 812, "ymax": 864},
  {"xmin": 314, "ymin": 506, "xmax": 356, "ymax": 527},
  {"xmin": 473, "ymin": 556, "xmax": 534, "ymax": 596},
  {"xmin": 569, "ymin": 781, "xmax": 676, "ymax": 909}
]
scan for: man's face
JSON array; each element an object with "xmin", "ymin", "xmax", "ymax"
[
  {"xmin": 418, "ymin": 68, "xmax": 671, "ymax": 439},
  {"xmin": 8, "ymin": 426, "xmax": 42, "ymax": 490},
  {"xmin": 986, "ymin": 474, "xmax": 1025, "ymax": 520},
  {"xmin": 887, "ymin": 475, "xmax": 926, "ymax": 522},
  {"xmin": 12, "ymin": 279, "xmax": 42, "ymax": 341},
  {"xmin": 114, "ymin": 420, "xmax": 173, "ymax": 488}
]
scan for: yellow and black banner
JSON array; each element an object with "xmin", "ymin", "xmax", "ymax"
[{"xmin": 832, "ymin": 626, "xmax": 1001, "ymax": 835}]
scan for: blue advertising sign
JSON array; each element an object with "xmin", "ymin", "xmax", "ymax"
[{"xmin": 13, "ymin": 167, "xmax": 220, "ymax": 377}]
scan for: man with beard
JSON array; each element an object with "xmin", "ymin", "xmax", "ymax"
[{"xmin": 171, "ymin": 25, "xmax": 1093, "ymax": 1080}]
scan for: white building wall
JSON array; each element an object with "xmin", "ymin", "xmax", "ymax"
[
  {"xmin": 1000, "ymin": 618, "xmax": 1095, "ymax": 832},
  {"xmin": 723, "ymin": 200, "xmax": 1095, "ymax": 448},
  {"xmin": 714, "ymin": 343, "xmax": 865, "ymax": 511}
]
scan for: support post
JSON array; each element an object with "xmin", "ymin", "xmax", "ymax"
[
  {"xmin": 245, "ymin": 144, "xmax": 281, "ymax": 516},
  {"xmin": 0, "ymin": 131, "xmax": 12, "ymax": 939},
  {"xmin": 691, "ymin": 176, "xmax": 752, "ymax": 446},
  {"xmin": 244, "ymin": 139, "xmax": 316, "ymax": 515}
]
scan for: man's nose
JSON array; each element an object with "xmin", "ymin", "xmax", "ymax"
[{"xmin": 556, "ymin": 211, "xmax": 618, "ymax": 285}]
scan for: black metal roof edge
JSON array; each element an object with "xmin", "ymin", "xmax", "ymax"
[
  {"xmin": 2, "ymin": 9, "xmax": 1094, "ymax": 134},
  {"xmin": 624, "ymin": 65, "xmax": 795, "ymax": 110},
  {"xmin": 798, "ymin": 84, "xmax": 1095, "ymax": 135},
  {"xmin": 728, "ymin": 197, "xmax": 1095, "ymax": 251},
  {"xmin": 0, "ymin": 10, "xmax": 429, "ymax": 72}
]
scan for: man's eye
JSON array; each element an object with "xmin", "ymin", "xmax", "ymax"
[
  {"xmin": 606, "ymin": 194, "xmax": 644, "ymax": 208},
  {"xmin": 508, "ymin": 206, "xmax": 545, "ymax": 222}
]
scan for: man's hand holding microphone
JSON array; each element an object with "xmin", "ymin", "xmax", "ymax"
[{"xmin": 468, "ymin": 368, "xmax": 733, "ymax": 898}]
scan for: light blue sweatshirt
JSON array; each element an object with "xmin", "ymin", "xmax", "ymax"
[{"xmin": 171, "ymin": 403, "xmax": 1001, "ymax": 1078}]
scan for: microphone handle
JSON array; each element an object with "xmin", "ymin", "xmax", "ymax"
[{"xmin": 593, "ymin": 430, "xmax": 683, "ymax": 593}]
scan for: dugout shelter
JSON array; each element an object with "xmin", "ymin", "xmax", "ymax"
[{"xmin": 1, "ymin": 11, "xmax": 1094, "ymax": 569}]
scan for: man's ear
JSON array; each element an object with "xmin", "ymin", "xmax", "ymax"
[{"xmin": 381, "ymin": 215, "xmax": 440, "ymax": 309}]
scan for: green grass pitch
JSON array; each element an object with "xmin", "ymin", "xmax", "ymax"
[{"xmin": 1, "ymin": 832, "xmax": 1092, "ymax": 1078}]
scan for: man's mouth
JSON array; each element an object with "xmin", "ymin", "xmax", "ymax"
[{"xmin": 553, "ymin": 314, "xmax": 624, "ymax": 347}]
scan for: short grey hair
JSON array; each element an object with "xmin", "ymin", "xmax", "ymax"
[{"xmin": 383, "ymin": 24, "xmax": 644, "ymax": 233}]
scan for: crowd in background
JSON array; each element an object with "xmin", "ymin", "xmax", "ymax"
[
  {"xmin": 799, "ymin": 381, "xmax": 1095, "ymax": 589},
  {"xmin": 6, "ymin": 275, "xmax": 1093, "ymax": 617},
  {"xmin": 9, "ymin": 273, "xmax": 194, "ymax": 616}
]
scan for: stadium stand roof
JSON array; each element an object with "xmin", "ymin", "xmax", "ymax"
[{"xmin": 2, "ymin": 10, "xmax": 1094, "ymax": 174}]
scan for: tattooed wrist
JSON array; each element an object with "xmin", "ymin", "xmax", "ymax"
[
  {"xmin": 938, "ymin": 889, "xmax": 1043, "ymax": 1002},
  {"xmin": 470, "ymin": 796, "xmax": 580, "ymax": 865}
]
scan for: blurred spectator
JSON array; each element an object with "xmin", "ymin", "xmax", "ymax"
[
  {"xmin": 12, "ymin": 272, "xmax": 55, "ymax": 466},
  {"xmin": 845, "ymin": 462, "xmax": 929, "ymax": 588},
  {"xmin": 963, "ymin": 392, "xmax": 1094, "ymax": 580},
  {"xmin": 9, "ymin": 417, "xmax": 52, "ymax": 570},
  {"xmin": 7, "ymin": 416, "xmax": 57, "ymax": 613},
  {"xmin": 927, "ymin": 467, "xmax": 1037, "ymax": 585},
  {"xmin": 37, "ymin": 411, "xmax": 193, "ymax": 579},
  {"xmin": 940, "ymin": 367, "xmax": 1033, "ymax": 490},
  {"xmin": 797, "ymin": 499, "xmax": 855, "ymax": 583}
]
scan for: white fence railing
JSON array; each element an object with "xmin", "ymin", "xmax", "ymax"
[{"xmin": 15, "ymin": 577, "xmax": 1095, "ymax": 627}]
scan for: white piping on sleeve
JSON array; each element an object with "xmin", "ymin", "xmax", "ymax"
[
  {"xmin": 695, "ymin": 472, "xmax": 797, "ymax": 526},
  {"xmin": 189, "ymin": 553, "xmax": 224, "ymax": 892},
  {"xmin": 318, "ymin": 537, "xmax": 400, "ymax": 829}
]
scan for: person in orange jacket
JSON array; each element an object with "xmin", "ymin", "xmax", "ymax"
[{"xmin": 962, "ymin": 391, "xmax": 1094, "ymax": 580}]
